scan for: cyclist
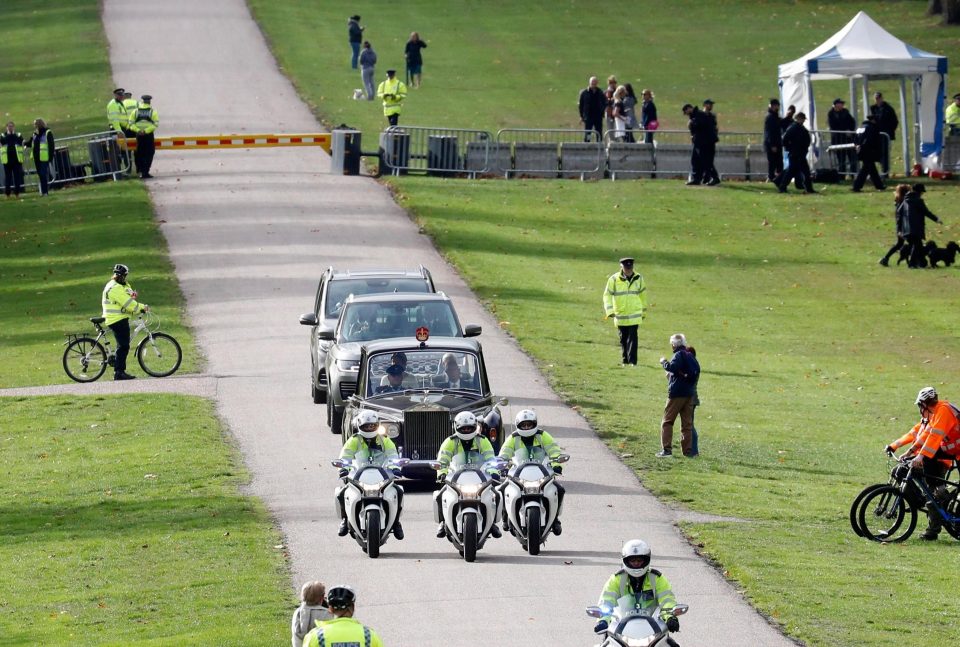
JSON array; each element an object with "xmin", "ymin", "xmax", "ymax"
[
  {"xmin": 303, "ymin": 585, "xmax": 384, "ymax": 647},
  {"xmin": 335, "ymin": 410, "xmax": 404, "ymax": 540},
  {"xmin": 594, "ymin": 539, "xmax": 680, "ymax": 635},
  {"xmin": 498, "ymin": 409, "xmax": 566, "ymax": 535},
  {"xmin": 101, "ymin": 263, "xmax": 148, "ymax": 381},
  {"xmin": 434, "ymin": 411, "xmax": 502, "ymax": 538}
]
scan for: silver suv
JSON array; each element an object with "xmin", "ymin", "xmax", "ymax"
[
  {"xmin": 298, "ymin": 267, "xmax": 434, "ymax": 404},
  {"xmin": 320, "ymin": 292, "xmax": 480, "ymax": 433}
]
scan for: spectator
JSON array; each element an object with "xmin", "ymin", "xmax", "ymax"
[
  {"xmin": 899, "ymin": 183, "xmax": 942, "ymax": 269},
  {"xmin": 700, "ymin": 99, "xmax": 720, "ymax": 185},
  {"xmin": 640, "ymin": 89, "xmax": 658, "ymax": 144},
  {"xmin": 762, "ymin": 98, "xmax": 783, "ymax": 182},
  {"xmin": 682, "ymin": 103, "xmax": 707, "ymax": 185},
  {"xmin": 827, "ymin": 98, "xmax": 857, "ymax": 176},
  {"xmin": 686, "ymin": 345, "xmax": 701, "ymax": 457},
  {"xmin": 578, "ymin": 76, "xmax": 606, "ymax": 142},
  {"xmin": 602, "ymin": 257, "xmax": 647, "ymax": 366},
  {"xmin": 852, "ymin": 114, "xmax": 885, "ymax": 193},
  {"xmin": 658, "ymin": 333, "xmax": 700, "ymax": 458},
  {"xmin": 778, "ymin": 112, "xmax": 814, "ymax": 193},
  {"xmin": 611, "ymin": 86, "xmax": 629, "ymax": 142},
  {"xmin": 604, "ymin": 76, "xmax": 618, "ymax": 135},
  {"xmin": 946, "ymin": 92, "xmax": 960, "ymax": 136},
  {"xmin": 359, "ymin": 41, "xmax": 377, "ymax": 100},
  {"xmin": 347, "ymin": 15, "xmax": 364, "ymax": 70},
  {"xmin": 870, "ymin": 91, "xmax": 898, "ymax": 173},
  {"xmin": 376, "ymin": 70, "xmax": 407, "ymax": 126},
  {"xmin": 622, "ymin": 83, "xmax": 638, "ymax": 143},
  {"xmin": 1, "ymin": 121, "xmax": 25, "ymax": 198},
  {"xmin": 878, "ymin": 184, "xmax": 912, "ymax": 267},
  {"xmin": 404, "ymin": 32, "xmax": 427, "ymax": 88},
  {"xmin": 26, "ymin": 118, "xmax": 54, "ymax": 196},
  {"xmin": 292, "ymin": 581, "xmax": 332, "ymax": 647},
  {"xmin": 128, "ymin": 95, "xmax": 159, "ymax": 179}
]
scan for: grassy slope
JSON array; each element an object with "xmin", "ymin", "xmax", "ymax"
[
  {"xmin": 0, "ymin": 0, "xmax": 198, "ymax": 388},
  {"xmin": 0, "ymin": 396, "xmax": 289, "ymax": 645},
  {"xmin": 248, "ymin": 2, "xmax": 960, "ymax": 646}
]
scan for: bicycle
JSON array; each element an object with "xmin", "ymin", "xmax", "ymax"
[
  {"xmin": 856, "ymin": 450, "xmax": 960, "ymax": 543},
  {"xmin": 848, "ymin": 452, "xmax": 907, "ymax": 537},
  {"xmin": 62, "ymin": 312, "xmax": 182, "ymax": 383}
]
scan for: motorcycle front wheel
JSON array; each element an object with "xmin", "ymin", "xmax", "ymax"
[
  {"xmin": 462, "ymin": 514, "xmax": 478, "ymax": 562},
  {"xmin": 526, "ymin": 507, "xmax": 541, "ymax": 555},
  {"xmin": 365, "ymin": 508, "xmax": 380, "ymax": 559},
  {"xmin": 858, "ymin": 485, "xmax": 916, "ymax": 543}
]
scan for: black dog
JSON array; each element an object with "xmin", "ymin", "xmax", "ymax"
[{"xmin": 925, "ymin": 240, "xmax": 960, "ymax": 268}]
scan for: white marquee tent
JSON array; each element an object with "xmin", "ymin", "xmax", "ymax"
[{"xmin": 778, "ymin": 11, "xmax": 948, "ymax": 171}]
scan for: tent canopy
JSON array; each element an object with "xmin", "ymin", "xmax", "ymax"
[{"xmin": 778, "ymin": 11, "xmax": 948, "ymax": 168}]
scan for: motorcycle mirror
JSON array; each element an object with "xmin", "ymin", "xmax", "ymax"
[
  {"xmin": 428, "ymin": 461, "xmax": 443, "ymax": 470},
  {"xmin": 671, "ymin": 604, "xmax": 689, "ymax": 617},
  {"xmin": 556, "ymin": 453, "xmax": 571, "ymax": 463},
  {"xmin": 584, "ymin": 606, "xmax": 604, "ymax": 618},
  {"xmin": 394, "ymin": 458, "xmax": 411, "ymax": 466},
  {"xmin": 330, "ymin": 459, "xmax": 348, "ymax": 468}
]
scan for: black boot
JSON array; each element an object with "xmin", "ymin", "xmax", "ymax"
[
  {"xmin": 392, "ymin": 521, "xmax": 404, "ymax": 540},
  {"xmin": 552, "ymin": 518, "xmax": 563, "ymax": 535},
  {"xmin": 337, "ymin": 519, "xmax": 348, "ymax": 537},
  {"xmin": 436, "ymin": 523, "xmax": 445, "ymax": 538},
  {"xmin": 489, "ymin": 524, "xmax": 502, "ymax": 539}
]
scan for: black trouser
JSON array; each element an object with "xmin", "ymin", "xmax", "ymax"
[
  {"xmin": 35, "ymin": 160, "xmax": 50, "ymax": 195},
  {"xmin": 882, "ymin": 236, "xmax": 905, "ymax": 263},
  {"xmin": 764, "ymin": 146, "xmax": 782, "ymax": 181},
  {"xmin": 701, "ymin": 142, "xmax": 718, "ymax": 183},
  {"xmin": 689, "ymin": 145, "xmax": 704, "ymax": 183},
  {"xmin": 387, "ymin": 113, "xmax": 399, "ymax": 126},
  {"xmin": 905, "ymin": 235, "xmax": 926, "ymax": 268},
  {"xmin": 135, "ymin": 133, "xmax": 155, "ymax": 177},
  {"xmin": 779, "ymin": 154, "xmax": 812, "ymax": 192},
  {"xmin": 583, "ymin": 117, "xmax": 603, "ymax": 142},
  {"xmin": 3, "ymin": 162, "xmax": 24, "ymax": 195},
  {"xmin": 617, "ymin": 325, "xmax": 638, "ymax": 365},
  {"xmin": 834, "ymin": 146, "xmax": 857, "ymax": 175},
  {"xmin": 109, "ymin": 318, "xmax": 131, "ymax": 376},
  {"xmin": 920, "ymin": 456, "xmax": 950, "ymax": 535},
  {"xmin": 852, "ymin": 159, "xmax": 884, "ymax": 191}
]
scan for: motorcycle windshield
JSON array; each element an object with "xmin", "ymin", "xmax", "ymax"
[
  {"xmin": 355, "ymin": 466, "xmax": 389, "ymax": 485},
  {"xmin": 451, "ymin": 469, "xmax": 484, "ymax": 485},
  {"xmin": 511, "ymin": 463, "xmax": 550, "ymax": 481},
  {"xmin": 511, "ymin": 445, "xmax": 548, "ymax": 464},
  {"xmin": 614, "ymin": 615, "xmax": 661, "ymax": 642}
]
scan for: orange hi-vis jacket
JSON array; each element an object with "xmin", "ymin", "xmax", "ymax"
[
  {"xmin": 889, "ymin": 421, "xmax": 952, "ymax": 467},
  {"xmin": 916, "ymin": 400, "xmax": 960, "ymax": 460}
]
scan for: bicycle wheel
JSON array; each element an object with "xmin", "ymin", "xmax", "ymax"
[
  {"xmin": 136, "ymin": 332, "xmax": 182, "ymax": 377},
  {"xmin": 849, "ymin": 484, "xmax": 885, "ymax": 537},
  {"xmin": 62, "ymin": 337, "xmax": 108, "ymax": 383},
  {"xmin": 858, "ymin": 485, "xmax": 917, "ymax": 543}
]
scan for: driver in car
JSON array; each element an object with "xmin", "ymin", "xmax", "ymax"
[
  {"xmin": 378, "ymin": 352, "xmax": 417, "ymax": 389},
  {"xmin": 594, "ymin": 539, "xmax": 679, "ymax": 635},
  {"xmin": 375, "ymin": 364, "xmax": 410, "ymax": 393}
]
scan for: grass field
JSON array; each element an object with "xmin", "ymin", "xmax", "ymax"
[
  {"xmin": 249, "ymin": 3, "xmax": 960, "ymax": 645},
  {"xmin": 0, "ymin": 396, "xmax": 289, "ymax": 645}
]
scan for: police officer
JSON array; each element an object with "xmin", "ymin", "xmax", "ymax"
[
  {"xmin": 778, "ymin": 112, "xmax": 814, "ymax": 194},
  {"xmin": 434, "ymin": 411, "xmax": 502, "ymax": 538},
  {"xmin": 681, "ymin": 103, "xmax": 705, "ymax": 184},
  {"xmin": 129, "ymin": 95, "xmax": 159, "ymax": 179},
  {"xmin": 26, "ymin": 118, "xmax": 55, "ymax": 196},
  {"xmin": 106, "ymin": 88, "xmax": 128, "ymax": 134},
  {"xmin": 335, "ymin": 411, "xmax": 404, "ymax": 539},
  {"xmin": 946, "ymin": 93, "xmax": 960, "ymax": 136},
  {"xmin": 602, "ymin": 257, "xmax": 647, "ymax": 365},
  {"xmin": 762, "ymin": 99, "xmax": 783, "ymax": 182},
  {"xmin": 1, "ymin": 121, "xmax": 25, "ymax": 198},
  {"xmin": 376, "ymin": 69, "xmax": 407, "ymax": 126},
  {"xmin": 851, "ymin": 114, "xmax": 885, "ymax": 193},
  {"xmin": 303, "ymin": 585, "xmax": 384, "ymax": 647},
  {"xmin": 827, "ymin": 98, "xmax": 857, "ymax": 175},
  {"xmin": 102, "ymin": 264, "xmax": 149, "ymax": 381},
  {"xmin": 498, "ymin": 409, "xmax": 566, "ymax": 534},
  {"xmin": 594, "ymin": 539, "xmax": 680, "ymax": 635},
  {"xmin": 870, "ymin": 91, "xmax": 898, "ymax": 173},
  {"xmin": 700, "ymin": 99, "xmax": 720, "ymax": 185}
]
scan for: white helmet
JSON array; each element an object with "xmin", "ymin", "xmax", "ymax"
[
  {"xmin": 453, "ymin": 411, "xmax": 479, "ymax": 441},
  {"xmin": 514, "ymin": 409, "xmax": 539, "ymax": 438},
  {"xmin": 621, "ymin": 539, "xmax": 651, "ymax": 578},
  {"xmin": 916, "ymin": 386, "xmax": 938, "ymax": 408},
  {"xmin": 354, "ymin": 410, "xmax": 380, "ymax": 439}
]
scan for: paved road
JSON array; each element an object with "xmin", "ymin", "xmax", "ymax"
[{"xmin": 101, "ymin": 2, "xmax": 795, "ymax": 645}]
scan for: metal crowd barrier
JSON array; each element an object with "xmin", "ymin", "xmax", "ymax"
[
  {"xmin": 378, "ymin": 125, "xmax": 494, "ymax": 177},
  {"xmin": 495, "ymin": 128, "xmax": 603, "ymax": 179},
  {"xmin": 23, "ymin": 130, "xmax": 131, "ymax": 190}
]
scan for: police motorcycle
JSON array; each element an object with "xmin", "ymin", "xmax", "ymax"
[
  {"xmin": 585, "ymin": 601, "xmax": 689, "ymax": 647},
  {"xmin": 430, "ymin": 452, "xmax": 505, "ymax": 562},
  {"xmin": 500, "ymin": 450, "xmax": 569, "ymax": 555},
  {"xmin": 330, "ymin": 453, "xmax": 409, "ymax": 559}
]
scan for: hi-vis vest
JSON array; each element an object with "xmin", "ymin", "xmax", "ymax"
[
  {"xmin": 107, "ymin": 99, "xmax": 128, "ymax": 132},
  {"xmin": 599, "ymin": 568, "xmax": 676, "ymax": 621},
  {"xmin": 130, "ymin": 104, "xmax": 159, "ymax": 134},
  {"xmin": 377, "ymin": 78, "xmax": 407, "ymax": 115},
  {"xmin": 101, "ymin": 279, "xmax": 143, "ymax": 325},
  {"xmin": 0, "ymin": 132, "xmax": 24, "ymax": 164},
  {"xmin": 603, "ymin": 272, "xmax": 647, "ymax": 326},
  {"xmin": 33, "ymin": 130, "xmax": 53, "ymax": 162},
  {"xmin": 304, "ymin": 616, "xmax": 383, "ymax": 647}
]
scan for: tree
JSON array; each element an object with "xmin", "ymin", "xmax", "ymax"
[
  {"xmin": 945, "ymin": 0, "xmax": 960, "ymax": 24},
  {"xmin": 928, "ymin": 0, "xmax": 942, "ymax": 14}
]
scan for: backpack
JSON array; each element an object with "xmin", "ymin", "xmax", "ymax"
[{"xmin": 682, "ymin": 350, "xmax": 700, "ymax": 384}]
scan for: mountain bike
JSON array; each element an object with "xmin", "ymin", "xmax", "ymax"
[{"xmin": 62, "ymin": 312, "xmax": 182, "ymax": 382}]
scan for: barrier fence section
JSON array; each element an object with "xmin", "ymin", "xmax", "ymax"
[
  {"xmin": 23, "ymin": 130, "xmax": 131, "ymax": 190},
  {"xmin": 378, "ymin": 126, "xmax": 494, "ymax": 177},
  {"xmin": 495, "ymin": 128, "xmax": 603, "ymax": 179}
]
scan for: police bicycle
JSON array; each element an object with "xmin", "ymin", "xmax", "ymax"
[
  {"xmin": 62, "ymin": 312, "xmax": 182, "ymax": 382},
  {"xmin": 856, "ymin": 450, "xmax": 960, "ymax": 543}
]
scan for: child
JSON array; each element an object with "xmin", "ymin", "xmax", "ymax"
[{"xmin": 292, "ymin": 581, "xmax": 332, "ymax": 647}]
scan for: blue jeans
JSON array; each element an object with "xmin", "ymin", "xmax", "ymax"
[
  {"xmin": 350, "ymin": 41, "xmax": 360, "ymax": 69},
  {"xmin": 35, "ymin": 160, "xmax": 50, "ymax": 195}
]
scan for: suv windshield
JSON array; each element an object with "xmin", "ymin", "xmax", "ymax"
[
  {"xmin": 326, "ymin": 279, "xmax": 431, "ymax": 318},
  {"xmin": 339, "ymin": 300, "xmax": 461, "ymax": 343},
  {"xmin": 367, "ymin": 349, "xmax": 481, "ymax": 396}
]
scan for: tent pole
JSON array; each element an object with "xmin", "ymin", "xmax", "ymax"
[
  {"xmin": 899, "ymin": 77, "xmax": 909, "ymax": 175},
  {"xmin": 849, "ymin": 77, "xmax": 858, "ymax": 122},
  {"xmin": 862, "ymin": 78, "xmax": 870, "ymax": 122}
]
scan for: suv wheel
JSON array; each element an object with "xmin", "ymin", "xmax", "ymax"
[
  {"xmin": 327, "ymin": 403, "xmax": 343, "ymax": 435},
  {"xmin": 312, "ymin": 380, "xmax": 326, "ymax": 404}
]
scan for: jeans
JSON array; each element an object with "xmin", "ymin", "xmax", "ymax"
[
  {"xmin": 362, "ymin": 67, "xmax": 376, "ymax": 100},
  {"xmin": 350, "ymin": 41, "xmax": 360, "ymax": 69},
  {"xmin": 35, "ymin": 160, "xmax": 50, "ymax": 195}
]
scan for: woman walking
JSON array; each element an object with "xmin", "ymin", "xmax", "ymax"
[
  {"xmin": 879, "ymin": 184, "xmax": 911, "ymax": 266},
  {"xmin": 26, "ymin": 118, "xmax": 54, "ymax": 196},
  {"xmin": 1, "ymin": 121, "xmax": 25, "ymax": 198},
  {"xmin": 404, "ymin": 32, "xmax": 427, "ymax": 88}
]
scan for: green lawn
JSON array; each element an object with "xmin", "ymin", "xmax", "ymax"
[
  {"xmin": 248, "ymin": 3, "xmax": 960, "ymax": 644},
  {"xmin": 0, "ymin": 396, "xmax": 289, "ymax": 645}
]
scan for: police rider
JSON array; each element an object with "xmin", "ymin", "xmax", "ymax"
[
  {"xmin": 102, "ymin": 263, "xmax": 149, "ymax": 381},
  {"xmin": 434, "ymin": 411, "xmax": 502, "ymax": 538},
  {"xmin": 498, "ymin": 409, "xmax": 566, "ymax": 535},
  {"xmin": 303, "ymin": 585, "xmax": 384, "ymax": 647},
  {"xmin": 335, "ymin": 411, "xmax": 405, "ymax": 540},
  {"xmin": 594, "ymin": 540, "xmax": 680, "ymax": 636}
]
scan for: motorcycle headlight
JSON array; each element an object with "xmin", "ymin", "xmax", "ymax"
[
  {"xmin": 625, "ymin": 637, "xmax": 657, "ymax": 647},
  {"xmin": 362, "ymin": 483, "xmax": 382, "ymax": 495},
  {"xmin": 336, "ymin": 359, "xmax": 360, "ymax": 372},
  {"xmin": 522, "ymin": 479, "xmax": 542, "ymax": 494},
  {"xmin": 459, "ymin": 484, "xmax": 480, "ymax": 498},
  {"xmin": 380, "ymin": 422, "xmax": 400, "ymax": 438}
]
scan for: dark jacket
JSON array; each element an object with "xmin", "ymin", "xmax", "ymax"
[
  {"xmin": 1, "ymin": 131, "xmax": 24, "ymax": 165},
  {"xmin": 763, "ymin": 109, "xmax": 782, "ymax": 149},
  {"xmin": 782, "ymin": 121, "xmax": 811, "ymax": 157},
  {"xmin": 688, "ymin": 108, "xmax": 710, "ymax": 145},
  {"xmin": 702, "ymin": 110, "xmax": 719, "ymax": 143},
  {"xmin": 26, "ymin": 128, "xmax": 54, "ymax": 165},
  {"xmin": 404, "ymin": 40, "xmax": 427, "ymax": 66},
  {"xmin": 641, "ymin": 100, "xmax": 657, "ymax": 129},
  {"xmin": 854, "ymin": 120, "xmax": 883, "ymax": 162},
  {"xmin": 348, "ymin": 19, "xmax": 363, "ymax": 43},
  {"xmin": 827, "ymin": 108, "xmax": 856, "ymax": 144},
  {"xmin": 898, "ymin": 192, "xmax": 939, "ymax": 239},
  {"xmin": 359, "ymin": 46, "xmax": 377, "ymax": 69},
  {"xmin": 578, "ymin": 87, "xmax": 607, "ymax": 122},
  {"xmin": 662, "ymin": 348, "xmax": 700, "ymax": 399},
  {"xmin": 870, "ymin": 102, "xmax": 898, "ymax": 141}
]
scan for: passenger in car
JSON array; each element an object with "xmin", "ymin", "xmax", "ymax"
[
  {"xmin": 375, "ymin": 364, "xmax": 411, "ymax": 393},
  {"xmin": 378, "ymin": 352, "xmax": 417, "ymax": 389},
  {"xmin": 433, "ymin": 353, "xmax": 477, "ymax": 390}
]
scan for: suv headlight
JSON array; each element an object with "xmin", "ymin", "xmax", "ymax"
[{"xmin": 336, "ymin": 359, "xmax": 360, "ymax": 372}]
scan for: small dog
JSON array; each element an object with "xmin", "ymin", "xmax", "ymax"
[
  {"xmin": 352, "ymin": 89, "xmax": 364, "ymax": 100},
  {"xmin": 925, "ymin": 240, "xmax": 960, "ymax": 268}
]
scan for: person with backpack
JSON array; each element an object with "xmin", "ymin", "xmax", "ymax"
[{"xmin": 657, "ymin": 333, "xmax": 700, "ymax": 458}]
